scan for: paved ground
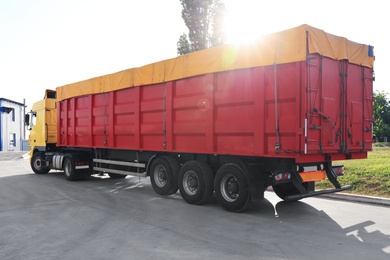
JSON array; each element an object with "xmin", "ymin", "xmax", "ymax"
[
  {"xmin": 1, "ymin": 157, "xmax": 390, "ymax": 260},
  {"xmin": 0, "ymin": 151, "xmax": 28, "ymax": 161}
]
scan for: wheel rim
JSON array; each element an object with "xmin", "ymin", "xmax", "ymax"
[
  {"xmin": 183, "ymin": 170, "xmax": 198, "ymax": 195},
  {"xmin": 33, "ymin": 157, "xmax": 42, "ymax": 170},
  {"xmin": 154, "ymin": 165, "xmax": 167, "ymax": 187},
  {"xmin": 220, "ymin": 174, "xmax": 239, "ymax": 202}
]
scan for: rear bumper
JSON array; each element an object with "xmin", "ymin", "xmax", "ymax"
[{"xmin": 285, "ymin": 185, "xmax": 352, "ymax": 201}]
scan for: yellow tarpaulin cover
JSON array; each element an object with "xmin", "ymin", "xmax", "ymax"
[{"xmin": 57, "ymin": 24, "xmax": 374, "ymax": 101}]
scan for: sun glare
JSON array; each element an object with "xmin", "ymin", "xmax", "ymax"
[{"xmin": 223, "ymin": 1, "xmax": 279, "ymax": 45}]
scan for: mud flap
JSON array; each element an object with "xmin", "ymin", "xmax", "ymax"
[{"xmin": 246, "ymin": 163, "xmax": 265, "ymax": 202}]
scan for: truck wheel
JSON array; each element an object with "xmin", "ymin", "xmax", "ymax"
[
  {"xmin": 214, "ymin": 163, "xmax": 250, "ymax": 212},
  {"xmin": 178, "ymin": 161, "xmax": 214, "ymax": 205},
  {"xmin": 150, "ymin": 156, "xmax": 179, "ymax": 196},
  {"xmin": 272, "ymin": 182, "xmax": 309, "ymax": 201},
  {"xmin": 31, "ymin": 152, "xmax": 50, "ymax": 174},
  {"xmin": 63, "ymin": 157, "xmax": 77, "ymax": 181}
]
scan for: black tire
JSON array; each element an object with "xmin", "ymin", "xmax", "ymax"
[
  {"xmin": 108, "ymin": 173, "xmax": 127, "ymax": 179},
  {"xmin": 150, "ymin": 156, "xmax": 179, "ymax": 196},
  {"xmin": 272, "ymin": 182, "xmax": 309, "ymax": 201},
  {"xmin": 31, "ymin": 152, "xmax": 50, "ymax": 174},
  {"xmin": 214, "ymin": 163, "xmax": 250, "ymax": 212},
  {"xmin": 63, "ymin": 157, "xmax": 77, "ymax": 181},
  {"xmin": 178, "ymin": 161, "xmax": 214, "ymax": 205}
]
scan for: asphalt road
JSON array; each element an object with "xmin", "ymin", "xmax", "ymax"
[{"xmin": 1, "ymin": 153, "xmax": 390, "ymax": 260}]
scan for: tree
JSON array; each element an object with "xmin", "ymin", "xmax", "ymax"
[
  {"xmin": 177, "ymin": 33, "xmax": 191, "ymax": 55},
  {"xmin": 177, "ymin": 0, "xmax": 226, "ymax": 55},
  {"xmin": 209, "ymin": 0, "xmax": 226, "ymax": 47},
  {"xmin": 373, "ymin": 90, "xmax": 390, "ymax": 141}
]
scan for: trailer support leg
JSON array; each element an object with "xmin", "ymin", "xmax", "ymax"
[
  {"xmin": 325, "ymin": 162, "xmax": 341, "ymax": 189},
  {"xmin": 291, "ymin": 171, "xmax": 307, "ymax": 195}
]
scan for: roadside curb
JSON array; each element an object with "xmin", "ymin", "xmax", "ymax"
[
  {"xmin": 319, "ymin": 192, "xmax": 390, "ymax": 207},
  {"xmin": 267, "ymin": 187, "xmax": 390, "ymax": 207}
]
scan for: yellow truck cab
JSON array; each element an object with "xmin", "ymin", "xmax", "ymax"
[{"xmin": 25, "ymin": 89, "xmax": 57, "ymax": 174}]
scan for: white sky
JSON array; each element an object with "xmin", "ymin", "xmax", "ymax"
[{"xmin": 1, "ymin": 0, "xmax": 389, "ymax": 110}]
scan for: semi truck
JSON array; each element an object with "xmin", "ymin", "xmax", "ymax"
[{"xmin": 25, "ymin": 24, "xmax": 374, "ymax": 212}]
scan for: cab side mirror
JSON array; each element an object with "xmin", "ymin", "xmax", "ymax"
[{"xmin": 25, "ymin": 114, "xmax": 30, "ymax": 126}]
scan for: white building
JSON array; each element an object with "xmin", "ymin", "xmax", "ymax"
[{"xmin": 0, "ymin": 98, "xmax": 26, "ymax": 151}]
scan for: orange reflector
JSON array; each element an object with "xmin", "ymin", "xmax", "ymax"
[{"xmin": 299, "ymin": 170, "xmax": 326, "ymax": 182}]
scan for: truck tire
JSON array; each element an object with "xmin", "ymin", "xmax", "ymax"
[
  {"xmin": 63, "ymin": 157, "xmax": 77, "ymax": 181},
  {"xmin": 272, "ymin": 182, "xmax": 309, "ymax": 201},
  {"xmin": 150, "ymin": 156, "xmax": 179, "ymax": 196},
  {"xmin": 31, "ymin": 152, "xmax": 50, "ymax": 174},
  {"xmin": 214, "ymin": 163, "xmax": 250, "ymax": 212},
  {"xmin": 178, "ymin": 161, "xmax": 214, "ymax": 205}
]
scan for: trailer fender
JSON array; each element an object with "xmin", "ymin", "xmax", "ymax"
[{"xmin": 145, "ymin": 154, "xmax": 157, "ymax": 176}]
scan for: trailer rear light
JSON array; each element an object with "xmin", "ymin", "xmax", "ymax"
[
  {"xmin": 332, "ymin": 166, "xmax": 344, "ymax": 176},
  {"xmin": 75, "ymin": 161, "xmax": 88, "ymax": 166},
  {"xmin": 273, "ymin": 172, "xmax": 291, "ymax": 182}
]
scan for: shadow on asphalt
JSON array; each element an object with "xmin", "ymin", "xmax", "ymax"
[
  {"xmin": 41, "ymin": 171, "xmax": 390, "ymax": 254},
  {"xmin": 270, "ymin": 201, "xmax": 390, "ymax": 256},
  {"xmin": 1, "ymin": 170, "xmax": 389, "ymax": 258}
]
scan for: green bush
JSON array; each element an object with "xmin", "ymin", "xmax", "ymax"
[{"xmin": 316, "ymin": 147, "xmax": 390, "ymax": 198}]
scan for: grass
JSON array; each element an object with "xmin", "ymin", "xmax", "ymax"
[{"xmin": 316, "ymin": 144, "xmax": 390, "ymax": 198}]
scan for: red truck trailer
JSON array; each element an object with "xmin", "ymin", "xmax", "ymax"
[{"xmin": 26, "ymin": 24, "xmax": 374, "ymax": 212}]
